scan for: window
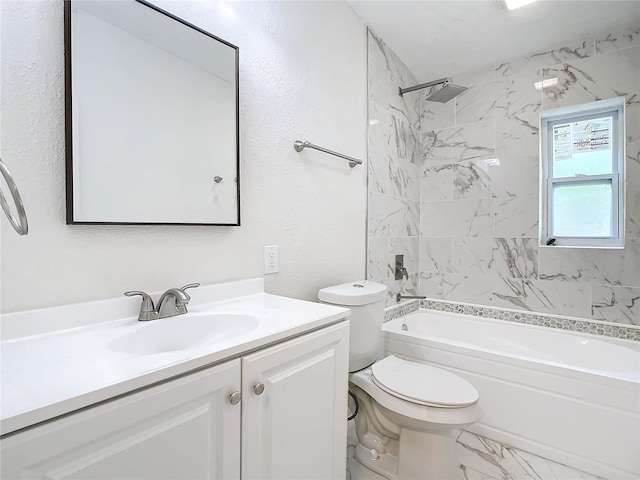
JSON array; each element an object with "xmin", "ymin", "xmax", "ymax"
[{"xmin": 540, "ymin": 97, "xmax": 625, "ymax": 248}]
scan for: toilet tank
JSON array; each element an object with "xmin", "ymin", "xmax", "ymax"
[{"xmin": 318, "ymin": 281, "xmax": 387, "ymax": 372}]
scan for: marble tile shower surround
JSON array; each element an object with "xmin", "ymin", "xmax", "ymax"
[
  {"xmin": 416, "ymin": 27, "xmax": 640, "ymax": 326},
  {"xmin": 367, "ymin": 28, "xmax": 639, "ymax": 322},
  {"xmin": 367, "ymin": 28, "xmax": 423, "ymax": 304}
]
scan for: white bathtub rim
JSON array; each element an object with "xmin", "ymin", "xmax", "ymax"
[
  {"xmin": 383, "ymin": 314, "xmax": 640, "ymax": 385},
  {"xmin": 397, "ymin": 307, "xmax": 640, "ymax": 347},
  {"xmin": 391, "ymin": 308, "xmax": 640, "ymax": 353}
]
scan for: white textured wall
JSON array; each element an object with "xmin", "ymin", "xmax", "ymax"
[{"xmin": 0, "ymin": 1, "xmax": 367, "ymax": 312}]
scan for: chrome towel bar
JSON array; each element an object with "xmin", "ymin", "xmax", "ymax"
[
  {"xmin": 0, "ymin": 158, "xmax": 29, "ymax": 235},
  {"xmin": 294, "ymin": 140, "xmax": 362, "ymax": 168}
]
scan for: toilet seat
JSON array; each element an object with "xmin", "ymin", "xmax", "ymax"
[
  {"xmin": 349, "ymin": 361, "xmax": 482, "ymax": 428},
  {"xmin": 371, "ymin": 356, "xmax": 478, "ymax": 408}
]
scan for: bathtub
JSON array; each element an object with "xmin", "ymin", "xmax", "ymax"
[{"xmin": 383, "ymin": 310, "xmax": 640, "ymax": 479}]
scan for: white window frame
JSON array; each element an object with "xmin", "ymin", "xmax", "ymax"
[{"xmin": 539, "ymin": 97, "xmax": 625, "ymax": 249}]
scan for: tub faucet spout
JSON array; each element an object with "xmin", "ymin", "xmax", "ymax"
[{"xmin": 396, "ymin": 293, "xmax": 426, "ymax": 303}]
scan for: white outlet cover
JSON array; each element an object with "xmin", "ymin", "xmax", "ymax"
[{"xmin": 264, "ymin": 245, "xmax": 279, "ymax": 274}]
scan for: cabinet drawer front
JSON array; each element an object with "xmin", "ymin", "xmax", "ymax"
[
  {"xmin": 242, "ymin": 321, "xmax": 349, "ymax": 479},
  {"xmin": 1, "ymin": 360, "xmax": 241, "ymax": 480}
]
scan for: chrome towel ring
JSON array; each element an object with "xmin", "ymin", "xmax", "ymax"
[{"xmin": 0, "ymin": 158, "xmax": 28, "ymax": 235}]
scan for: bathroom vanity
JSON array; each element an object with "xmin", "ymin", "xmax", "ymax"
[{"xmin": 0, "ymin": 279, "xmax": 350, "ymax": 479}]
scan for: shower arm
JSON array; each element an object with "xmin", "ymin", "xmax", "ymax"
[{"xmin": 398, "ymin": 77, "xmax": 450, "ymax": 97}]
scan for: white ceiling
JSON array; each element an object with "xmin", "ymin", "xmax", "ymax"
[{"xmin": 346, "ymin": 0, "xmax": 640, "ymax": 82}]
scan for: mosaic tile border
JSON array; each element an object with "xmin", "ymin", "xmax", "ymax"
[
  {"xmin": 383, "ymin": 300, "xmax": 420, "ymax": 322},
  {"xmin": 413, "ymin": 298, "xmax": 640, "ymax": 342}
]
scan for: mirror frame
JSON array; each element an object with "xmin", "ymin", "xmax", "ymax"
[{"xmin": 64, "ymin": 0, "xmax": 241, "ymax": 226}]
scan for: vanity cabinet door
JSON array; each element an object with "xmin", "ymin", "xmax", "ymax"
[
  {"xmin": 0, "ymin": 359, "xmax": 241, "ymax": 480},
  {"xmin": 241, "ymin": 321, "xmax": 349, "ymax": 479}
]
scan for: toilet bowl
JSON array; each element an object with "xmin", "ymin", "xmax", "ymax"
[
  {"xmin": 318, "ymin": 281, "xmax": 482, "ymax": 480},
  {"xmin": 349, "ymin": 356, "xmax": 482, "ymax": 479}
]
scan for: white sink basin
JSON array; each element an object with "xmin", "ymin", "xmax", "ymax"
[{"xmin": 110, "ymin": 312, "xmax": 260, "ymax": 355}]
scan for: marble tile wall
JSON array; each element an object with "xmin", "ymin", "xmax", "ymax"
[
  {"xmin": 349, "ymin": 429, "xmax": 603, "ymax": 480},
  {"xmin": 367, "ymin": 29, "xmax": 423, "ymax": 305},
  {"xmin": 457, "ymin": 431, "xmax": 605, "ymax": 480},
  {"xmin": 418, "ymin": 28, "xmax": 640, "ymax": 325}
]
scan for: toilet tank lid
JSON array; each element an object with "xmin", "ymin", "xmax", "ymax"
[{"xmin": 318, "ymin": 281, "xmax": 387, "ymax": 306}]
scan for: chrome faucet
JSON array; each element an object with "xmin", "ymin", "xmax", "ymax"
[{"xmin": 125, "ymin": 283, "xmax": 200, "ymax": 321}]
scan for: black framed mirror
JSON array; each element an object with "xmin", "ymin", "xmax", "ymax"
[{"xmin": 65, "ymin": 0, "xmax": 240, "ymax": 225}]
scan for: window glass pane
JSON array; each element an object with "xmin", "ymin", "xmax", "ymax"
[
  {"xmin": 551, "ymin": 115, "xmax": 613, "ymax": 177},
  {"xmin": 551, "ymin": 180, "xmax": 613, "ymax": 237}
]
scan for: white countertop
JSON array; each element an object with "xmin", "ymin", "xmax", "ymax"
[{"xmin": 0, "ymin": 279, "xmax": 350, "ymax": 435}]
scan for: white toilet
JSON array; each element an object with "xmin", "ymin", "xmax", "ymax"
[{"xmin": 318, "ymin": 281, "xmax": 482, "ymax": 480}]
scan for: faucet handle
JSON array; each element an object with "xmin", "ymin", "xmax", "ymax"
[
  {"xmin": 179, "ymin": 283, "xmax": 200, "ymax": 300},
  {"xmin": 124, "ymin": 291, "xmax": 155, "ymax": 313},
  {"xmin": 180, "ymin": 283, "xmax": 200, "ymax": 292}
]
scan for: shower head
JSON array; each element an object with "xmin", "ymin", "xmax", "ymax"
[
  {"xmin": 398, "ymin": 77, "xmax": 467, "ymax": 103},
  {"xmin": 425, "ymin": 83, "xmax": 468, "ymax": 103}
]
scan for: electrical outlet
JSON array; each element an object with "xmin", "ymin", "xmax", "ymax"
[{"xmin": 264, "ymin": 245, "xmax": 279, "ymax": 274}]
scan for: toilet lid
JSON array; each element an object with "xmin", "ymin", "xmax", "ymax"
[{"xmin": 371, "ymin": 356, "xmax": 479, "ymax": 407}]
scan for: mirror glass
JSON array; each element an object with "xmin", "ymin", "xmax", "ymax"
[{"xmin": 66, "ymin": 0, "xmax": 240, "ymax": 225}]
